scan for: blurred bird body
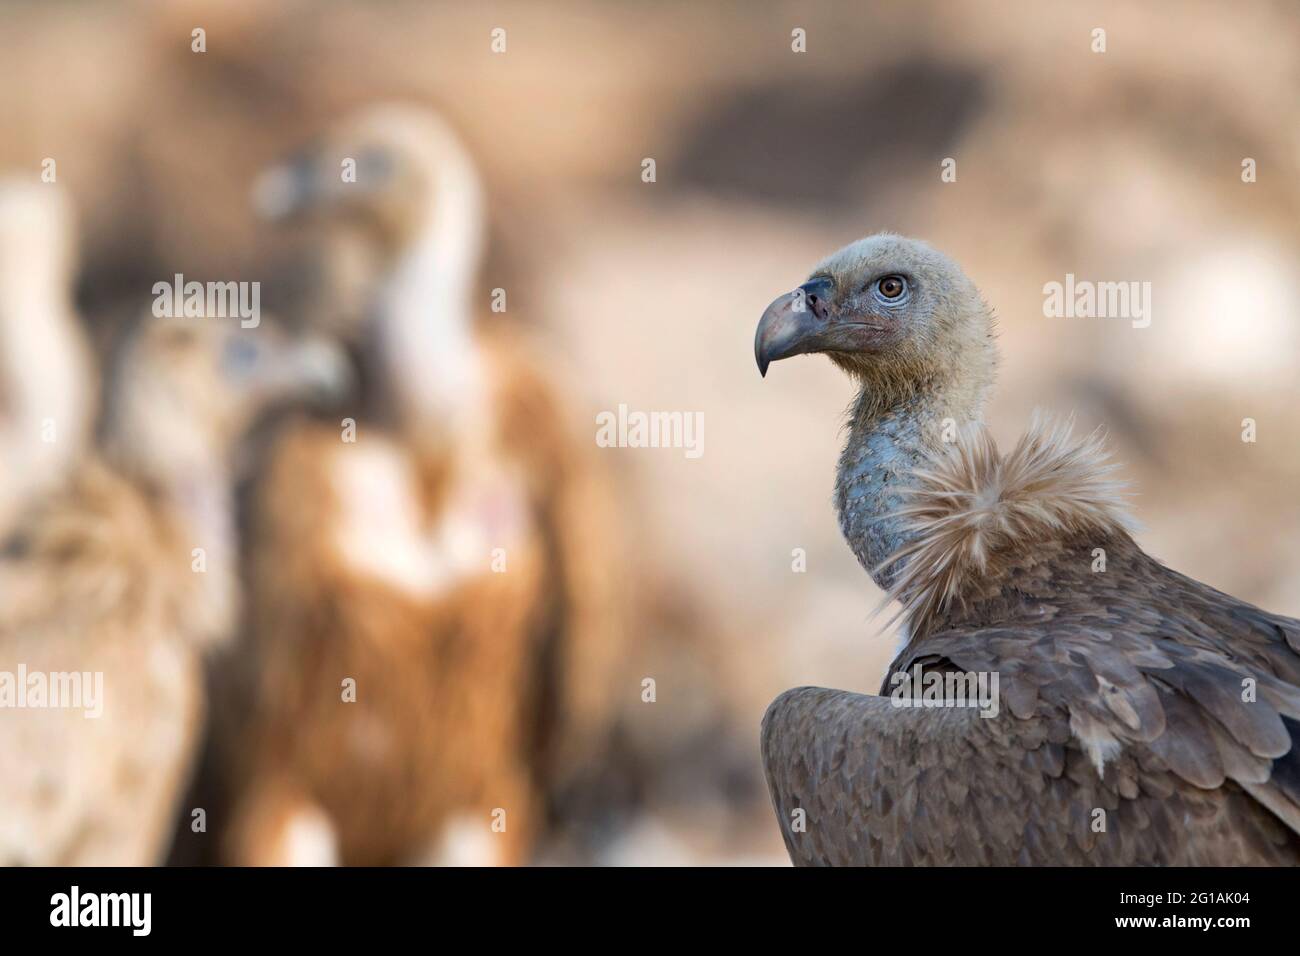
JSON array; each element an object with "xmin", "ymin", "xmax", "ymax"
[
  {"xmin": 0, "ymin": 315, "xmax": 344, "ymax": 865},
  {"xmin": 756, "ymin": 234, "xmax": 1300, "ymax": 865},
  {"xmin": 226, "ymin": 105, "xmax": 621, "ymax": 865},
  {"xmin": 0, "ymin": 460, "xmax": 206, "ymax": 865},
  {"xmin": 234, "ymin": 381, "xmax": 546, "ymax": 865}
]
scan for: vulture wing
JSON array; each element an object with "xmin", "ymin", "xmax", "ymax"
[
  {"xmin": 764, "ymin": 420, "xmax": 1300, "ymax": 865},
  {"xmin": 762, "ymin": 685, "xmax": 1046, "ymax": 866},
  {"xmin": 762, "ymin": 539, "xmax": 1300, "ymax": 866}
]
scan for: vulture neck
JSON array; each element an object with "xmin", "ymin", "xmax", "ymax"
[
  {"xmin": 102, "ymin": 400, "xmax": 238, "ymax": 642},
  {"xmin": 836, "ymin": 354, "xmax": 994, "ymax": 592},
  {"xmin": 0, "ymin": 275, "xmax": 89, "ymax": 441},
  {"xmin": 376, "ymin": 166, "xmax": 488, "ymax": 443}
]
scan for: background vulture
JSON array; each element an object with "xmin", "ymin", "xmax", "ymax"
[
  {"xmin": 215, "ymin": 105, "xmax": 624, "ymax": 866},
  {"xmin": 755, "ymin": 234, "xmax": 1300, "ymax": 865},
  {"xmin": 0, "ymin": 312, "xmax": 344, "ymax": 865}
]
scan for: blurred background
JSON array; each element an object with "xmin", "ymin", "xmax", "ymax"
[{"xmin": 1, "ymin": 0, "xmax": 1299, "ymax": 865}]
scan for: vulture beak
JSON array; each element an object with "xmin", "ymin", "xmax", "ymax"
[
  {"xmin": 269, "ymin": 333, "xmax": 354, "ymax": 405},
  {"xmin": 755, "ymin": 276, "xmax": 837, "ymax": 377}
]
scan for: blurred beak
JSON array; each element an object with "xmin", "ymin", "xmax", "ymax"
[
  {"xmin": 755, "ymin": 277, "xmax": 835, "ymax": 377},
  {"xmin": 251, "ymin": 152, "xmax": 322, "ymax": 222},
  {"xmin": 271, "ymin": 333, "xmax": 353, "ymax": 404}
]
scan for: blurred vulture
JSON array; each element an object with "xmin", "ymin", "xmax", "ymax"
[
  {"xmin": 755, "ymin": 234, "xmax": 1300, "ymax": 865},
  {"xmin": 0, "ymin": 181, "xmax": 95, "ymax": 538},
  {"xmin": 221, "ymin": 105, "xmax": 621, "ymax": 865},
  {"xmin": 0, "ymin": 314, "xmax": 343, "ymax": 865}
]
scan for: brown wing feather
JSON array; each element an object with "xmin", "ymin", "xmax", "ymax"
[
  {"xmin": 765, "ymin": 531, "xmax": 1300, "ymax": 865},
  {"xmin": 762, "ymin": 680, "xmax": 1299, "ymax": 865}
]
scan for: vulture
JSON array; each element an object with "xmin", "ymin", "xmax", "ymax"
[
  {"xmin": 220, "ymin": 104, "xmax": 621, "ymax": 866},
  {"xmin": 0, "ymin": 313, "xmax": 344, "ymax": 865},
  {"xmin": 0, "ymin": 181, "xmax": 95, "ymax": 538},
  {"xmin": 754, "ymin": 233, "xmax": 1300, "ymax": 865}
]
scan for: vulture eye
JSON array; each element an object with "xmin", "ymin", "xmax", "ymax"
[{"xmin": 876, "ymin": 275, "xmax": 907, "ymax": 300}]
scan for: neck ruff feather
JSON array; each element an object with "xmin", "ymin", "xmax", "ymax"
[{"xmin": 880, "ymin": 413, "xmax": 1135, "ymax": 638}]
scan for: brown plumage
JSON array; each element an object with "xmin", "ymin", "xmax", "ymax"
[
  {"xmin": 755, "ymin": 233, "xmax": 1300, "ymax": 865},
  {"xmin": 883, "ymin": 416, "xmax": 1134, "ymax": 639},
  {"xmin": 0, "ymin": 315, "xmax": 344, "ymax": 864},
  {"xmin": 220, "ymin": 105, "xmax": 622, "ymax": 865}
]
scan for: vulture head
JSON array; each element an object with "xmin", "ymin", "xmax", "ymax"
[
  {"xmin": 755, "ymin": 233, "xmax": 997, "ymax": 412},
  {"xmin": 253, "ymin": 103, "xmax": 485, "ymax": 277},
  {"xmin": 253, "ymin": 103, "xmax": 490, "ymax": 429},
  {"xmin": 105, "ymin": 317, "xmax": 348, "ymax": 482}
]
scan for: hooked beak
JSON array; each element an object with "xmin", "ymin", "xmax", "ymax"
[
  {"xmin": 268, "ymin": 332, "xmax": 354, "ymax": 405},
  {"xmin": 754, "ymin": 276, "xmax": 836, "ymax": 377}
]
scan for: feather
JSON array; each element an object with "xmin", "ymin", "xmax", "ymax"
[{"xmin": 881, "ymin": 414, "xmax": 1134, "ymax": 639}]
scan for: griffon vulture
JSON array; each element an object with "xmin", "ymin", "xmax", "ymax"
[
  {"xmin": 754, "ymin": 234, "xmax": 1300, "ymax": 865},
  {"xmin": 0, "ymin": 313, "xmax": 344, "ymax": 865},
  {"xmin": 221, "ymin": 105, "xmax": 621, "ymax": 865},
  {"xmin": 0, "ymin": 181, "xmax": 95, "ymax": 538}
]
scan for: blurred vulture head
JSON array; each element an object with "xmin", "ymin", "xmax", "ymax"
[
  {"xmin": 104, "ymin": 316, "xmax": 348, "ymax": 481},
  {"xmin": 253, "ymin": 103, "xmax": 486, "ymax": 269}
]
